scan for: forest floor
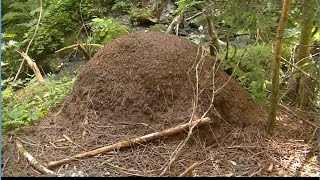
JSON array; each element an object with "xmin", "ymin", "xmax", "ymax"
[{"xmin": 2, "ymin": 31, "xmax": 319, "ymax": 177}]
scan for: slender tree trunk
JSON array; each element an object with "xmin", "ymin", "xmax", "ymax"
[
  {"xmin": 266, "ymin": 0, "xmax": 291, "ymax": 134},
  {"xmin": 295, "ymin": 0, "xmax": 317, "ymax": 110},
  {"xmin": 205, "ymin": 14, "xmax": 219, "ymax": 57}
]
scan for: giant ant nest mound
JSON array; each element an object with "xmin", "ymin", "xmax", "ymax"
[
  {"xmin": 5, "ymin": 31, "xmax": 274, "ymax": 176},
  {"xmin": 61, "ymin": 31, "xmax": 265, "ymax": 129}
]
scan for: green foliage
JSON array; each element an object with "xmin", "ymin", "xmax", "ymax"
[
  {"xmin": 149, "ymin": 24, "xmax": 167, "ymax": 32},
  {"xmin": 25, "ymin": 0, "xmax": 95, "ymax": 56},
  {"xmin": 219, "ymin": 44, "xmax": 272, "ymax": 103},
  {"xmin": 1, "ymin": 33, "xmax": 24, "ymax": 82},
  {"xmin": 111, "ymin": 0, "xmax": 133, "ymax": 14},
  {"xmin": 2, "ymin": 0, "xmax": 39, "ymax": 40},
  {"xmin": 88, "ymin": 17, "xmax": 130, "ymax": 44},
  {"xmin": 217, "ymin": 0, "xmax": 279, "ymax": 41},
  {"xmin": 129, "ymin": 7, "xmax": 153, "ymax": 22},
  {"xmin": 2, "ymin": 75, "xmax": 75, "ymax": 131},
  {"xmin": 176, "ymin": 0, "xmax": 203, "ymax": 14}
]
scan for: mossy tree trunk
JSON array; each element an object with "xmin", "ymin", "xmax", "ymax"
[
  {"xmin": 266, "ymin": 0, "xmax": 291, "ymax": 134},
  {"xmin": 205, "ymin": 10, "xmax": 219, "ymax": 57},
  {"xmin": 295, "ymin": 0, "xmax": 317, "ymax": 110}
]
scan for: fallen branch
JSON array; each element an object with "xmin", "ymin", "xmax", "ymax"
[
  {"xmin": 77, "ymin": 43, "xmax": 90, "ymax": 62},
  {"xmin": 179, "ymin": 162, "xmax": 200, "ymax": 176},
  {"xmin": 16, "ymin": 140, "xmax": 56, "ymax": 176},
  {"xmin": 16, "ymin": 51, "xmax": 45, "ymax": 84},
  {"xmin": 280, "ymin": 56, "xmax": 318, "ymax": 82},
  {"xmin": 47, "ymin": 117, "xmax": 212, "ymax": 169},
  {"xmin": 165, "ymin": 14, "xmax": 182, "ymax": 34},
  {"xmin": 55, "ymin": 44, "xmax": 104, "ymax": 53},
  {"xmin": 185, "ymin": 10, "xmax": 206, "ymax": 21}
]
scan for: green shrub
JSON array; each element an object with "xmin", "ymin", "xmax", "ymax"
[
  {"xmin": 129, "ymin": 7, "xmax": 153, "ymax": 23},
  {"xmin": 219, "ymin": 44, "xmax": 272, "ymax": 104},
  {"xmin": 88, "ymin": 17, "xmax": 131, "ymax": 44},
  {"xmin": 111, "ymin": 1, "xmax": 133, "ymax": 14},
  {"xmin": 219, "ymin": 43, "xmax": 292, "ymax": 104},
  {"xmin": 2, "ymin": 75, "xmax": 75, "ymax": 131}
]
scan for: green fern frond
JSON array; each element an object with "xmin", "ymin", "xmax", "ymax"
[
  {"xmin": 2, "ymin": 12, "xmax": 30, "ymax": 23},
  {"xmin": 9, "ymin": 0, "xmax": 39, "ymax": 12},
  {"xmin": 2, "ymin": 120, "xmax": 26, "ymax": 129}
]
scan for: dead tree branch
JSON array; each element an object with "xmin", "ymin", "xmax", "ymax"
[
  {"xmin": 16, "ymin": 51, "xmax": 45, "ymax": 84},
  {"xmin": 47, "ymin": 117, "xmax": 212, "ymax": 169},
  {"xmin": 165, "ymin": 14, "xmax": 182, "ymax": 34},
  {"xmin": 16, "ymin": 140, "xmax": 56, "ymax": 176}
]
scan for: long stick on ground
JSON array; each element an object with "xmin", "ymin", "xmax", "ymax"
[
  {"xmin": 16, "ymin": 140, "xmax": 56, "ymax": 176},
  {"xmin": 47, "ymin": 117, "xmax": 212, "ymax": 169}
]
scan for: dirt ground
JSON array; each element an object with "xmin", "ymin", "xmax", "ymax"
[{"xmin": 2, "ymin": 31, "xmax": 319, "ymax": 177}]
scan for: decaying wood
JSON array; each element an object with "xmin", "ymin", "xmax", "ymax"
[
  {"xmin": 16, "ymin": 51, "xmax": 45, "ymax": 84},
  {"xmin": 47, "ymin": 117, "xmax": 212, "ymax": 169},
  {"xmin": 16, "ymin": 140, "xmax": 56, "ymax": 176},
  {"xmin": 77, "ymin": 43, "xmax": 90, "ymax": 62},
  {"xmin": 179, "ymin": 162, "xmax": 200, "ymax": 176},
  {"xmin": 165, "ymin": 14, "xmax": 182, "ymax": 34}
]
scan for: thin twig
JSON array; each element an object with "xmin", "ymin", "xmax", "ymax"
[
  {"xmin": 13, "ymin": 0, "xmax": 43, "ymax": 83},
  {"xmin": 185, "ymin": 10, "xmax": 206, "ymax": 21},
  {"xmin": 279, "ymin": 104, "xmax": 319, "ymax": 128},
  {"xmin": 55, "ymin": 44, "xmax": 103, "ymax": 53},
  {"xmin": 280, "ymin": 56, "xmax": 318, "ymax": 81}
]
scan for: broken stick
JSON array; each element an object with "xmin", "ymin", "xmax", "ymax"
[
  {"xmin": 179, "ymin": 162, "xmax": 200, "ymax": 177},
  {"xmin": 47, "ymin": 117, "xmax": 212, "ymax": 169},
  {"xmin": 165, "ymin": 14, "xmax": 182, "ymax": 34},
  {"xmin": 16, "ymin": 140, "xmax": 56, "ymax": 176}
]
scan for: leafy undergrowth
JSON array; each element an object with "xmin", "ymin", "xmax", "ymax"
[
  {"xmin": 218, "ymin": 43, "xmax": 292, "ymax": 104},
  {"xmin": 2, "ymin": 75, "xmax": 75, "ymax": 131}
]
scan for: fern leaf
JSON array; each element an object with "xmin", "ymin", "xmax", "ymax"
[{"xmin": 2, "ymin": 12, "xmax": 29, "ymax": 23}]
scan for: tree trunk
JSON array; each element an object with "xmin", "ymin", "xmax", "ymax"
[
  {"xmin": 205, "ymin": 14, "xmax": 219, "ymax": 57},
  {"xmin": 295, "ymin": 0, "xmax": 317, "ymax": 110},
  {"xmin": 266, "ymin": 0, "xmax": 291, "ymax": 134}
]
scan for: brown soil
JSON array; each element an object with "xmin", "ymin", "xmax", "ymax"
[{"xmin": 2, "ymin": 31, "xmax": 319, "ymax": 177}]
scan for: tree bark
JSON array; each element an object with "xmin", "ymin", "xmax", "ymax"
[
  {"xmin": 266, "ymin": 0, "xmax": 291, "ymax": 134},
  {"xmin": 205, "ymin": 14, "xmax": 219, "ymax": 57},
  {"xmin": 295, "ymin": 0, "xmax": 317, "ymax": 110}
]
